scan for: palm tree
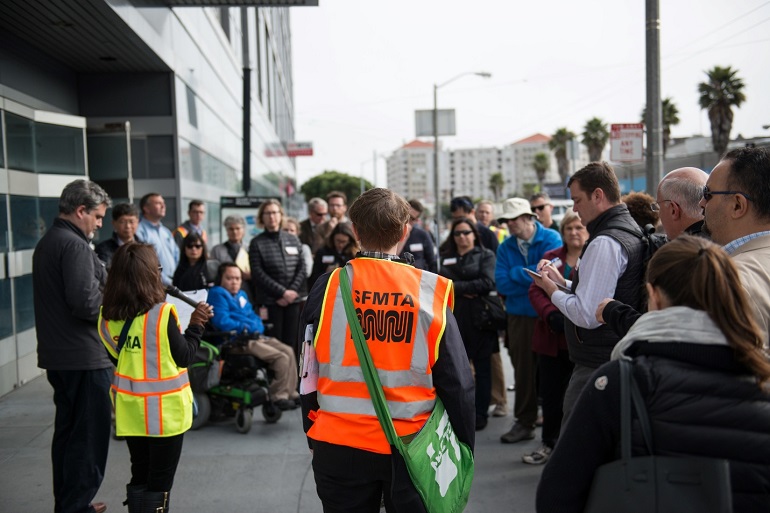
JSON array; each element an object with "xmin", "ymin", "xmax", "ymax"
[
  {"xmin": 549, "ymin": 127, "xmax": 576, "ymax": 183},
  {"xmin": 581, "ymin": 117, "xmax": 609, "ymax": 161},
  {"xmin": 489, "ymin": 172, "xmax": 505, "ymax": 202},
  {"xmin": 641, "ymin": 97, "xmax": 680, "ymax": 156},
  {"xmin": 698, "ymin": 66, "xmax": 746, "ymax": 155},
  {"xmin": 532, "ymin": 152, "xmax": 550, "ymax": 191}
]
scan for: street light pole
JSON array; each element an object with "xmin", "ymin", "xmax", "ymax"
[{"xmin": 432, "ymin": 71, "xmax": 491, "ymax": 256}]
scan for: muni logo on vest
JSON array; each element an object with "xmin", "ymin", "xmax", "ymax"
[{"xmin": 353, "ymin": 289, "xmax": 415, "ymax": 344}]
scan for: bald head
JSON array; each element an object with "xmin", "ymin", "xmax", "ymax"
[{"xmin": 656, "ymin": 167, "xmax": 708, "ymax": 238}]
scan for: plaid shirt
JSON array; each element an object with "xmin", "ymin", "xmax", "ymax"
[{"xmin": 723, "ymin": 231, "xmax": 770, "ymax": 255}]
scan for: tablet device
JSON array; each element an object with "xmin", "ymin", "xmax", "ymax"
[{"xmin": 524, "ymin": 268, "xmax": 541, "ymax": 279}]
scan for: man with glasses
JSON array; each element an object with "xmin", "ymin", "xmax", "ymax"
[
  {"xmin": 700, "ymin": 146, "xmax": 770, "ymax": 340},
  {"xmin": 496, "ymin": 198, "xmax": 561, "ymax": 444},
  {"xmin": 651, "ymin": 167, "xmax": 709, "ymax": 239},
  {"xmin": 397, "ymin": 199, "xmax": 437, "ymax": 272},
  {"xmin": 317, "ymin": 191, "xmax": 350, "ymax": 242},
  {"xmin": 530, "ymin": 193, "xmax": 559, "ymax": 232},
  {"xmin": 299, "ymin": 197, "xmax": 329, "ymax": 255},
  {"xmin": 450, "ymin": 196, "xmax": 499, "ymax": 252},
  {"xmin": 173, "ymin": 199, "xmax": 207, "ymax": 251},
  {"xmin": 95, "ymin": 202, "xmax": 143, "ymax": 270}
]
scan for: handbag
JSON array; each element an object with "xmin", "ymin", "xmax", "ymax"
[
  {"xmin": 583, "ymin": 359, "xmax": 733, "ymax": 513},
  {"xmin": 338, "ymin": 267, "xmax": 474, "ymax": 513},
  {"xmin": 470, "ymin": 255, "xmax": 506, "ymax": 332},
  {"xmin": 188, "ymin": 341, "xmax": 222, "ymax": 393}
]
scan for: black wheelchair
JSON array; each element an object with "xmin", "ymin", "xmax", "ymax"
[{"xmin": 189, "ymin": 331, "xmax": 283, "ymax": 434}]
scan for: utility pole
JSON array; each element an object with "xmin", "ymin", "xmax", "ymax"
[{"xmin": 645, "ymin": 0, "xmax": 664, "ymax": 194}]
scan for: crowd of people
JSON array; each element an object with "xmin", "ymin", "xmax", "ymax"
[{"xmin": 30, "ymin": 145, "xmax": 770, "ymax": 512}]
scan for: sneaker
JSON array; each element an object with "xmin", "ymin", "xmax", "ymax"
[
  {"xmin": 522, "ymin": 444, "xmax": 552, "ymax": 465},
  {"xmin": 274, "ymin": 399, "xmax": 299, "ymax": 410},
  {"xmin": 500, "ymin": 423, "xmax": 535, "ymax": 444},
  {"xmin": 491, "ymin": 404, "xmax": 508, "ymax": 417}
]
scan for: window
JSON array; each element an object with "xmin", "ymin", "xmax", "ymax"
[
  {"xmin": 10, "ymin": 196, "xmax": 58, "ymax": 251},
  {"xmin": 5, "ymin": 113, "xmax": 33, "ymax": 172},
  {"xmin": 13, "ymin": 274, "xmax": 33, "ymax": 332},
  {"xmin": 0, "ymin": 279, "xmax": 12, "ymax": 339},
  {"xmin": 0, "ymin": 111, "xmax": 5, "ymax": 169},
  {"xmin": 4, "ymin": 113, "xmax": 85, "ymax": 175}
]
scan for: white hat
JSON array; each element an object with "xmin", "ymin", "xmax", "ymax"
[{"xmin": 497, "ymin": 197, "xmax": 536, "ymax": 222}]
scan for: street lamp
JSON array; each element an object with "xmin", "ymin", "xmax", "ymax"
[
  {"xmin": 360, "ymin": 152, "xmax": 388, "ymax": 194},
  {"xmin": 433, "ymin": 71, "xmax": 492, "ymax": 253}
]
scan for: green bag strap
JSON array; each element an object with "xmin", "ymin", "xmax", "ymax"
[{"xmin": 337, "ymin": 265, "xmax": 403, "ymax": 450}]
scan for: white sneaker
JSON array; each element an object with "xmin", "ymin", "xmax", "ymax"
[
  {"xmin": 491, "ymin": 404, "xmax": 507, "ymax": 417},
  {"xmin": 522, "ymin": 444, "xmax": 552, "ymax": 465}
]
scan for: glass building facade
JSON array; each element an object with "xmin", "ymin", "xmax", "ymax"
[{"xmin": 0, "ymin": 4, "xmax": 299, "ymax": 396}]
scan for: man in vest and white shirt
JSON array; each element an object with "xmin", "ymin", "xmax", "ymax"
[{"xmin": 299, "ymin": 188, "xmax": 475, "ymax": 512}]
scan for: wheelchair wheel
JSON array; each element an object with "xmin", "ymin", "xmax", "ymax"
[
  {"xmin": 262, "ymin": 402, "xmax": 282, "ymax": 424},
  {"xmin": 235, "ymin": 407, "xmax": 253, "ymax": 434},
  {"xmin": 191, "ymin": 393, "xmax": 210, "ymax": 430}
]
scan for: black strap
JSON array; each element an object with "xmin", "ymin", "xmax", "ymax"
[
  {"xmin": 115, "ymin": 317, "xmax": 136, "ymax": 354},
  {"xmin": 618, "ymin": 359, "xmax": 654, "ymax": 461}
]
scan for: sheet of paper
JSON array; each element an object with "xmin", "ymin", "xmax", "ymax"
[{"xmin": 166, "ymin": 289, "xmax": 208, "ymax": 331}]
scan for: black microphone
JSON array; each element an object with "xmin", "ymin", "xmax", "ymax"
[{"xmin": 165, "ymin": 285, "xmax": 201, "ymax": 308}]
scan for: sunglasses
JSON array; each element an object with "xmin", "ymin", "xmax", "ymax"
[
  {"xmin": 702, "ymin": 185, "xmax": 753, "ymax": 202},
  {"xmin": 532, "ymin": 204, "xmax": 550, "ymax": 212},
  {"xmin": 186, "ymin": 244, "xmax": 203, "ymax": 249},
  {"xmin": 453, "ymin": 230, "xmax": 473, "ymax": 237}
]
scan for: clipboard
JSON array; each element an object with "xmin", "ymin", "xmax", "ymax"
[{"xmin": 526, "ymin": 267, "xmax": 571, "ymax": 292}]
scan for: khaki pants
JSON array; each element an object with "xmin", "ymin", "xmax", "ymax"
[
  {"xmin": 245, "ymin": 337, "xmax": 299, "ymax": 401},
  {"xmin": 490, "ymin": 350, "xmax": 508, "ymax": 408}
]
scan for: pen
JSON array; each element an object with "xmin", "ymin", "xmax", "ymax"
[{"xmin": 547, "ymin": 257, "xmax": 561, "ymax": 269}]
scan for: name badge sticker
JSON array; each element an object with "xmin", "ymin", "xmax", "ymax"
[
  {"xmin": 443, "ymin": 257, "xmax": 457, "ymax": 265},
  {"xmin": 322, "ymin": 255, "xmax": 335, "ymax": 264},
  {"xmin": 239, "ymin": 296, "xmax": 248, "ymax": 308},
  {"xmin": 409, "ymin": 243, "xmax": 424, "ymax": 252},
  {"xmin": 285, "ymin": 246, "xmax": 299, "ymax": 255}
]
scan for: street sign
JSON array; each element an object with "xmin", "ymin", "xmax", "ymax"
[
  {"xmin": 415, "ymin": 109, "xmax": 456, "ymax": 137},
  {"xmin": 610, "ymin": 123, "xmax": 644, "ymax": 162},
  {"xmin": 286, "ymin": 142, "xmax": 313, "ymax": 157}
]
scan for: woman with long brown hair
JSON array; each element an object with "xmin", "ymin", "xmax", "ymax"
[
  {"xmin": 99, "ymin": 243, "xmax": 212, "ymax": 512},
  {"xmin": 537, "ymin": 236, "xmax": 770, "ymax": 512}
]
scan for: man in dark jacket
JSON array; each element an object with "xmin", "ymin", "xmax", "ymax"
[
  {"xmin": 450, "ymin": 196, "xmax": 499, "ymax": 253},
  {"xmin": 95, "ymin": 202, "xmax": 141, "ymax": 270},
  {"xmin": 398, "ymin": 199, "xmax": 437, "ymax": 272},
  {"xmin": 33, "ymin": 179, "xmax": 112, "ymax": 513},
  {"xmin": 533, "ymin": 162, "xmax": 646, "ymax": 423}
]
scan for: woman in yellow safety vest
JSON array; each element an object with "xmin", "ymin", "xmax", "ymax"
[{"xmin": 99, "ymin": 243, "xmax": 212, "ymax": 513}]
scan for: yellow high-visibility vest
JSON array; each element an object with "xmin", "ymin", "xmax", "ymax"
[{"xmin": 99, "ymin": 303, "xmax": 192, "ymax": 437}]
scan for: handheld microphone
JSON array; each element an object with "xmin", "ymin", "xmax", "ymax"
[{"xmin": 165, "ymin": 285, "xmax": 200, "ymax": 308}]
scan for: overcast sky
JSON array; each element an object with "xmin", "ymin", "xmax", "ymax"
[{"xmin": 290, "ymin": 0, "xmax": 770, "ymax": 188}]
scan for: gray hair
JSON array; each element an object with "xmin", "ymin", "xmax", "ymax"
[
  {"xmin": 659, "ymin": 177, "xmax": 704, "ymax": 218},
  {"xmin": 223, "ymin": 214, "xmax": 246, "ymax": 228},
  {"xmin": 307, "ymin": 197, "xmax": 328, "ymax": 212},
  {"xmin": 59, "ymin": 179, "xmax": 111, "ymax": 214}
]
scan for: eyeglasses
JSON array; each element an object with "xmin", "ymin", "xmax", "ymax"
[
  {"xmin": 409, "ymin": 215, "xmax": 419, "ymax": 223},
  {"xmin": 311, "ymin": 210, "xmax": 327, "ymax": 217},
  {"xmin": 650, "ymin": 200, "xmax": 676, "ymax": 212},
  {"xmin": 702, "ymin": 185, "xmax": 753, "ymax": 202},
  {"xmin": 453, "ymin": 230, "xmax": 473, "ymax": 237},
  {"xmin": 158, "ymin": 266, "xmax": 163, "ymax": 272},
  {"xmin": 531, "ymin": 204, "xmax": 550, "ymax": 212},
  {"xmin": 186, "ymin": 244, "xmax": 203, "ymax": 249}
]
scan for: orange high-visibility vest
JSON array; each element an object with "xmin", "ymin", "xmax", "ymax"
[
  {"xmin": 309, "ymin": 258, "xmax": 454, "ymax": 454},
  {"xmin": 99, "ymin": 303, "xmax": 192, "ymax": 437},
  {"xmin": 175, "ymin": 225, "xmax": 208, "ymax": 244}
]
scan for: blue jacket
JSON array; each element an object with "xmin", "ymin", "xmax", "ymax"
[
  {"xmin": 495, "ymin": 222, "xmax": 562, "ymax": 317},
  {"xmin": 207, "ymin": 286, "xmax": 264, "ymax": 335}
]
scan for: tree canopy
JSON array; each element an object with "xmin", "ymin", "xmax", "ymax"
[
  {"xmin": 299, "ymin": 170, "xmax": 374, "ymax": 205},
  {"xmin": 581, "ymin": 117, "xmax": 609, "ymax": 162},
  {"xmin": 641, "ymin": 97, "xmax": 680, "ymax": 156},
  {"xmin": 698, "ymin": 65, "xmax": 746, "ymax": 155}
]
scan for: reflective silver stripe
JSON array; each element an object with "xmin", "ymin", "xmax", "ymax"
[
  {"xmin": 143, "ymin": 304, "xmax": 164, "ymax": 380},
  {"xmin": 318, "ymin": 363, "xmax": 433, "ymax": 389},
  {"xmin": 113, "ymin": 373, "xmax": 190, "ymax": 395},
  {"xmin": 146, "ymin": 395, "xmax": 161, "ymax": 435},
  {"xmin": 99, "ymin": 318, "xmax": 116, "ymax": 352},
  {"xmin": 318, "ymin": 392, "xmax": 435, "ymax": 419},
  {"xmin": 328, "ymin": 268, "xmax": 351, "ymax": 366},
  {"xmin": 414, "ymin": 271, "xmax": 438, "ymax": 371}
]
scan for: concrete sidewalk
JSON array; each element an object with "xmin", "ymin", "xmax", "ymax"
[{"xmin": 0, "ymin": 372, "xmax": 544, "ymax": 512}]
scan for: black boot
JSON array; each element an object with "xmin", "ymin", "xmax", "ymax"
[
  {"xmin": 123, "ymin": 484, "xmax": 146, "ymax": 513},
  {"xmin": 142, "ymin": 491, "xmax": 169, "ymax": 513}
]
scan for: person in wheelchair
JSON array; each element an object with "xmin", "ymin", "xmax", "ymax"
[{"xmin": 207, "ymin": 262, "xmax": 300, "ymax": 411}]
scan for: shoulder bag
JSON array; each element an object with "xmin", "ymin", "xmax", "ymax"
[
  {"xmin": 470, "ymin": 252, "xmax": 506, "ymax": 332},
  {"xmin": 338, "ymin": 267, "xmax": 474, "ymax": 513},
  {"xmin": 583, "ymin": 359, "xmax": 733, "ymax": 513}
]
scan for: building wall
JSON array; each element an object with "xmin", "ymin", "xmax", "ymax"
[{"xmin": 0, "ymin": 4, "xmax": 296, "ymax": 397}]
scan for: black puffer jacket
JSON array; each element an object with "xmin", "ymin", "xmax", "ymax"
[
  {"xmin": 248, "ymin": 229, "xmax": 307, "ymax": 305},
  {"xmin": 538, "ymin": 309, "xmax": 770, "ymax": 513}
]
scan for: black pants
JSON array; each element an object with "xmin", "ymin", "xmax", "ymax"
[
  {"xmin": 538, "ymin": 350, "xmax": 574, "ymax": 447},
  {"xmin": 47, "ymin": 368, "xmax": 112, "ymax": 513},
  {"xmin": 125, "ymin": 434, "xmax": 185, "ymax": 492},
  {"xmin": 312, "ymin": 441, "xmax": 426, "ymax": 513},
  {"xmin": 471, "ymin": 355, "xmax": 492, "ymax": 419},
  {"xmin": 266, "ymin": 302, "xmax": 302, "ymax": 355}
]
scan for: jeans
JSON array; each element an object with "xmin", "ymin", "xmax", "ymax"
[
  {"xmin": 125, "ymin": 434, "xmax": 185, "ymax": 492},
  {"xmin": 47, "ymin": 368, "xmax": 112, "ymax": 513}
]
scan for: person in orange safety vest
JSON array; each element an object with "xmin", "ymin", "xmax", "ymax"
[{"xmin": 299, "ymin": 188, "xmax": 475, "ymax": 513}]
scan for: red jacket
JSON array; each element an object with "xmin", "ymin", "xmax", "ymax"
[{"xmin": 528, "ymin": 246, "xmax": 570, "ymax": 357}]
